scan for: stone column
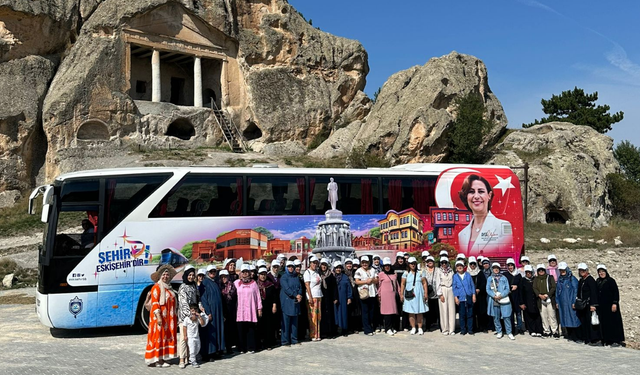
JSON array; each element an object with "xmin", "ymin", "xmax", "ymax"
[
  {"xmin": 151, "ymin": 49, "xmax": 161, "ymax": 102},
  {"xmin": 194, "ymin": 56, "xmax": 203, "ymax": 107},
  {"xmin": 221, "ymin": 60, "xmax": 229, "ymax": 107}
]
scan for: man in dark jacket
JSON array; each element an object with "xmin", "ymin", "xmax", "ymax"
[
  {"xmin": 576, "ymin": 263, "xmax": 600, "ymax": 345},
  {"xmin": 533, "ymin": 264, "xmax": 558, "ymax": 338}
]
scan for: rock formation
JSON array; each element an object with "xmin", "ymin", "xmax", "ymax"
[
  {"xmin": 314, "ymin": 52, "xmax": 506, "ymax": 163},
  {"xmin": 489, "ymin": 122, "xmax": 619, "ymax": 229}
]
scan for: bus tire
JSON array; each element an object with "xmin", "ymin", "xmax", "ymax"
[{"xmin": 136, "ymin": 287, "xmax": 152, "ymax": 332}]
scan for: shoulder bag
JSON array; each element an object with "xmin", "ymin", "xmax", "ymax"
[
  {"xmin": 358, "ymin": 270, "xmax": 370, "ymax": 300},
  {"xmin": 404, "ymin": 271, "xmax": 417, "ymax": 300},
  {"xmin": 574, "ymin": 280, "xmax": 589, "ymax": 310},
  {"xmin": 492, "ymin": 278, "xmax": 510, "ymax": 305}
]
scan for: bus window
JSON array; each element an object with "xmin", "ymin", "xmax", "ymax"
[
  {"xmin": 150, "ymin": 174, "xmax": 241, "ymax": 218},
  {"xmin": 382, "ymin": 178, "xmax": 435, "ymax": 214},
  {"xmin": 60, "ymin": 179, "xmax": 99, "ymax": 203},
  {"xmin": 53, "ymin": 207, "xmax": 99, "ymax": 257},
  {"xmin": 105, "ymin": 175, "xmax": 170, "ymax": 231},
  {"xmin": 309, "ymin": 177, "xmax": 379, "ymax": 215},
  {"xmin": 247, "ymin": 176, "xmax": 305, "ymax": 215}
]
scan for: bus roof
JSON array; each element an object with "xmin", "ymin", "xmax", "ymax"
[{"xmin": 53, "ymin": 163, "xmax": 512, "ymax": 181}]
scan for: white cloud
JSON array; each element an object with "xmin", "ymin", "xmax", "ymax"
[{"xmin": 269, "ymin": 228, "xmax": 316, "ymax": 240}]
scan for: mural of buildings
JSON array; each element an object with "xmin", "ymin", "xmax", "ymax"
[
  {"xmin": 378, "ymin": 208, "xmax": 424, "ymax": 251},
  {"xmin": 216, "ymin": 229, "xmax": 268, "ymax": 260},
  {"xmin": 293, "ymin": 236, "xmax": 311, "ymax": 253},
  {"xmin": 352, "ymin": 235, "xmax": 382, "ymax": 249},
  {"xmin": 430, "ymin": 207, "xmax": 472, "ymax": 244},
  {"xmin": 192, "ymin": 240, "xmax": 216, "ymax": 261},
  {"xmin": 267, "ymin": 239, "xmax": 292, "ymax": 254}
]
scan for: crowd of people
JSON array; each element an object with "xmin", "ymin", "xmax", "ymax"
[{"xmin": 143, "ymin": 251, "xmax": 626, "ymax": 368}]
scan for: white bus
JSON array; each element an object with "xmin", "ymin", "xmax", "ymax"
[{"xmin": 30, "ymin": 164, "xmax": 524, "ymax": 329}]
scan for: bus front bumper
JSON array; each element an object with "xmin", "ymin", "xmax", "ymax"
[{"xmin": 35, "ymin": 289, "xmax": 53, "ymax": 328}]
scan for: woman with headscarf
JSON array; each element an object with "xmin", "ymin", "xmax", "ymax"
[
  {"xmin": 503, "ymin": 258, "xmax": 523, "ymax": 335},
  {"xmin": 333, "ymin": 260, "xmax": 353, "ymax": 336},
  {"xmin": 596, "ymin": 264, "xmax": 625, "ymax": 347},
  {"xmin": 555, "ymin": 262, "xmax": 580, "ymax": 342},
  {"xmin": 217, "ymin": 269, "xmax": 237, "ymax": 354},
  {"xmin": 392, "ymin": 251, "xmax": 409, "ymax": 331},
  {"xmin": 256, "ymin": 266, "xmax": 278, "ymax": 350},
  {"xmin": 467, "ymin": 256, "xmax": 487, "ymax": 333},
  {"xmin": 281, "ymin": 260, "xmax": 302, "ymax": 346},
  {"xmin": 199, "ymin": 265, "xmax": 226, "ymax": 361},
  {"xmin": 178, "ymin": 266, "xmax": 199, "ymax": 368},
  {"xmin": 487, "ymin": 262, "xmax": 515, "ymax": 340},
  {"xmin": 533, "ymin": 264, "xmax": 558, "ymax": 338},
  {"xmin": 224, "ymin": 258, "xmax": 238, "ymax": 282},
  {"xmin": 319, "ymin": 258, "xmax": 338, "ymax": 339},
  {"xmin": 294, "ymin": 259, "xmax": 309, "ymax": 341},
  {"xmin": 421, "ymin": 255, "xmax": 441, "ymax": 332},
  {"xmin": 437, "ymin": 257, "xmax": 456, "ymax": 335},
  {"xmin": 145, "ymin": 265, "xmax": 178, "ymax": 367},
  {"xmin": 376, "ymin": 257, "xmax": 398, "ymax": 336},
  {"xmin": 400, "ymin": 257, "xmax": 429, "ymax": 335},
  {"xmin": 519, "ymin": 265, "xmax": 543, "ymax": 337},
  {"xmin": 576, "ymin": 263, "xmax": 600, "ymax": 345},
  {"xmin": 234, "ymin": 264, "xmax": 262, "ymax": 353},
  {"xmin": 344, "ymin": 258, "xmax": 362, "ymax": 333}
]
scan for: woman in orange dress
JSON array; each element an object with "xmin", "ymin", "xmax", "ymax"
[{"xmin": 145, "ymin": 265, "xmax": 178, "ymax": 367}]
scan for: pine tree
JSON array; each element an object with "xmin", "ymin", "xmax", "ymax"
[
  {"xmin": 523, "ymin": 87, "xmax": 623, "ymax": 133},
  {"xmin": 448, "ymin": 92, "xmax": 492, "ymax": 164}
]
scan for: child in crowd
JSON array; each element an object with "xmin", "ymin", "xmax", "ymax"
[{"xmin": 183, "ymin": 303, "xmax": 209, "ymax": 368}]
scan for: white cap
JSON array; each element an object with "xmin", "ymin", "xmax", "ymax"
[
  {"xmin": 277, "ymin": 254, "xmax": 287, "ymax": 260},
  {"xmin": 421, "ymin": 250, "xmax": 430, "ymax": 257},
  {"xmin": 197, "ymin": 268, "xmax": 206, "ymax": 276},
  {"xmin": 596, "ymin": 264, "xmax": 607, "ymax": 271},
  {"xmin": 440, "ymin": 257, "xmax": 449, "ymax": 263},
  {"xmin": 456, "ymin": 254, "xmax": 466, "ymax": 260},
  {"xmin": 478, "ymin": 256, "xmax": 485, "ymax": 262},
  {"xmin": 258, "ymin": 267, "xmax": 268, "ymax": 274},
  {"xmin": 184, "ymin": 265, "xmax": 195, "ymax": 272},
  {"xmin": 353, "ymin": 259, "xmax": 360, "ymax": 265},
  {"xmin": 455, "ymin": 260, "xmax": 465, "ymax": 267},
  {"xmin": 320, "ymin": 258, "xmax": 330, "ymax": 265},
  {"xmin": 426, "ymin": 255, "xmax": 435, "ymax": 262},
  {"xmin": 249, "ymin": 264, "xmax": 256, "ymax": 271},
  {"xmin": 309, "ymin": 255, "xmax": 319, "ymax": 263},
  {"xmin": 286, "ymin": 260, "xmax": 294, "ymax": 267},
  {"xmin": 360, "ymin": 255, "xmax": 370, "ymax": 262},
  {"xmin": 547, "ymin": 254, "xmax": 557, "ymax": 261},
  {"xmin": 482, "ymin": 257, "xmax": 490, "ymax": 264},
  {"xmin": 240, "ymin": 264, "xmax": 250, "ymax": 272},
  {"xmin": 396, "ymin": 251, "xmax": 404, "ymax": 258},
  {"xmin": 257, "ymin": 259, "xmax": 267, "ymax": 267},
  {"xmin": 218, "ymin": 270, "xmax": 229, "ymax": 276},
  {"xmin": 344, "ymin": 258, "xmax": 353, "ymax": 264},
  {"xmin": 536, "ymin": 263, "xmax": 546, "ymax": 271},
  {"xmin": 333, "ymin": 261, "xmax": 342, "ymax": 268},
  {"xmin": 407, "ymin": 257, "xmax": 417, "ymax": 263},
  {"xmin": 382, "ymin": 257, "xmax": 392, "ymax": 265},
  {"xmin": 558, "ymin": 262, "xmax": 568, "ymax": 270},
  {"xmin": 468, "ymin": 256, "xmax": 477, "ymax": 263},
  {"xmin": 293, "ymin": 259, "xmax": 301, "ymax": 266},
  {"xmin": 524, "ymin": 265, "xmax": 533, "ymax": 272},
  {"xmin": 506, "ymin": 258, "xmax": 515, "ymax": 266},
  {"xmin": 491, "ymin": 262, "xmax": 501, "ymax": 269},
  {"xmin": 520, "ymin": 255, "xmax": 530, "ymax": 262},
  {"xmin": 271, "ymin": 259, "xmax": 280, "ymax": 267},
  {"xmin": 439, "ymin": 250, "xmax": 449, "ymax": 256},
  {"xmin": 206, "ymin": 265, "xmax": 217, "ymax": 272},
  {"xmin": 373, "ymin": 254, "xmax": 381, "ymax": 260},
  {"xmin": 578, "ymin": 263, "xmax": 588, "ymax": 270}
]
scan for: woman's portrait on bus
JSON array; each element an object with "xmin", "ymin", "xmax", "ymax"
[{"xmin": 457, "ymin": 174, "xmax": 513, "ymax": 256}]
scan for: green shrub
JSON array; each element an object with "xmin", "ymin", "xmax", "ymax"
[
  {"xmin": 347, "ymin": 145, "xmax": 390, "ymax": 169},
  {"xmin": 607, "ymin": 173, "xmax": 640, "ymax": 220}
]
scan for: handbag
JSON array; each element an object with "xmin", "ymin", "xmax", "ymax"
[
  {"xmin": 575, "ymin": 282, "xmax": 589, "ymax": 310},
  {"xmin": 358, "ymin": 269, "xmax": 371, "ymax": 300},
  {"xmin": 492, "ymin": 278, "xmax": 510, "ymax": 305},
  {"xmin": 404, "ymin": 271, "xmax": 417, "ymax": 300},
  {"xmin": 144, "ymin": 290, "xmax": 152, "ymax": 311},
  {"xmin": 591, "ymin": 311, "xmax": 600, "ymax": 326}
]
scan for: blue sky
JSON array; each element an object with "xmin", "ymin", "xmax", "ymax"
[{"xmin": 289, "ymin": 0, "xmax": 640, "ymax": 147}]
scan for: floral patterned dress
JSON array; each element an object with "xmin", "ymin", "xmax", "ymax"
[{"xmin": 145, "ymin": 283, "xmax": 178, "ymax": 364}]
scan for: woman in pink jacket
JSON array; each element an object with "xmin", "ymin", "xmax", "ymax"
[{"xmin": 234, "ymin": 264, "xmax": 263, "ymax": 353}]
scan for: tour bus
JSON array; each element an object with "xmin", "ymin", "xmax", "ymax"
[{"xmin": 29, "ymin": 164, "xmax": 524, "ymax": 330}]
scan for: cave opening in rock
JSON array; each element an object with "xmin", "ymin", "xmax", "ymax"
[
  {"xmin": 243, "ymin": 122, "xmax": 262, "ymax": 140},
  {"xmin": 545, "ymin": 209, "xmax": 569, "ymax": 224},
  {"xmin": 77, "ymin": 120, "xmax": 110, "ymax": 140},
  {"xmin": 166, "ymin": 118, "xmax": 195, "ymax": 140}
]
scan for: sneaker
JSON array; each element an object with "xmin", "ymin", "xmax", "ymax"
[
  {"xmin": 508, "ymin": 334, "xmax": 515, "ymax": 340},
  {"xmin": 366, "ymin": 332, "xmax": 375, "ymax": 336},
  {"xmin": 496, "ymin": 333, "xmax": 503, "ymax": 339},
  {"xmin": 553, "ymin": 332, "xmax": 560, "ymax": 340},
  {"xmin": 611, "ymin": 343, "xmax": 621, "ymax": 348},
  {"xmin": 460, "ymin": 332, "xmax": 467, "ymax": 336},
  {"xmin": 191, "ymin": 362, "xmax": 200, "ymax": 368},
  {"xmin": 410, "ymin": 327, "xmax": 417, "ymax": 335},
  {"xmin": 179, "ymin": 363, "xmax": 186, "ymax": 369},
  {"xmin": 376, "ymin": 328, "xmax": 382, "ymax": 333},
  {"xmin": 392, "ymin": 329, "xmax": 398, "ymax": 334},
  {"xmin": 386, "ymin": 329, "xmax": 395, "ymax": 336},
  {"xmin": 442, "ymin": 331, "xmax": 449, "ymax": 336},
  {"xmin": 418, "ymin": 328, "xmax": 424, "ymax": 335},
  {"xmin": 449, "ymin": 332, "xmax": 456, "ymax": 336},
  {"xmin": 403, "ymin": 328, "xmax": 409, "ymax": 332}
]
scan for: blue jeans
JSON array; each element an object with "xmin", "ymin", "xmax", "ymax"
[
  {"xmin": 494, "ymin": 311, "xmax": 512, "ymax": 335},
  {"xmin": 360, "ymin": 298, "xmax": 375, "ymax": 334},
  {"xmin": 458, "ymin": 300, "xmax": 474, "ymax": 334},
  {"xmin": 511, "ymin": 308, "xmax": 523, "ymax": 331},
  {"xmin": 281, "ymin": 314, "xmax": 298, "ymax": 345}
]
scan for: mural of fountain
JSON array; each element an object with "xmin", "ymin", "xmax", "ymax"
[{"xmin": 312, "ymin": 178, "xmax": 356, "ymax": 264}]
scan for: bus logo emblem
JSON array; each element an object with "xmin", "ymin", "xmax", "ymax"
[{"xmin": 69, "ymin": 296, "xmax": 83, "ymax": 318}]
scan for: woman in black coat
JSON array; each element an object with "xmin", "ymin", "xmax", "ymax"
[
  {"xmin": 576, "ymin": 263, "xmax": 601, "ymax": 345},
  {"xmin": 319, "ymin": 259, "xmax": 338, "ymax": 338},
  {"xmin": 519, "ymin": 265, "xmax": 543, "ymax": 336},
  {"xmin": 504, "ymin": 259, "xmax": 523, "ymax": 334},
  {"xmin": 596, "ymin": 265, "xmax": 625, "ymax": 347}
]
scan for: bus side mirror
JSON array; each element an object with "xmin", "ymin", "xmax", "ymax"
[{"xmin": 40, "ymin": 186, "xmax": 54, "ymax": 223}]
